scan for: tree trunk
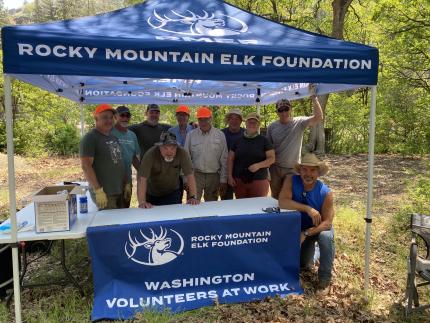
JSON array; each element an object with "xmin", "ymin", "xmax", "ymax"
[
  {"xmin": 306, "ymin": 94, "xmax": 328, "ymax": 156},
  {"xmin": 307, "ymin": 0, "xmax": 353, "ymax": 155}
]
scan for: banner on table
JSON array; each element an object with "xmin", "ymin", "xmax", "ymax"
[{"xmin": 87, "ymin": 212, "xmax": 302, "ymax": 320}]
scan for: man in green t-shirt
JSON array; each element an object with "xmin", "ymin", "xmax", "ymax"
[
  {"xmin": 111, "ymin": 106, "xmax": 141, "ymax": 208},
  {"xmin": 137, "ymin": 132, "xmax": 199, "ymax": 208},
  {"xmin": 80, "ymin": 104, "xmax": 125, "ymax": 210}
]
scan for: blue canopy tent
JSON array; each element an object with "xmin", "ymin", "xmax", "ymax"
[{"xmin": 2, "ymin": 0, "xmax": 378, "ymax": 321}]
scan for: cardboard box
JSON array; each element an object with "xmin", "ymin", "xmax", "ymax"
[{"xmin": 33, "ymin": 185, "xmax": 81, "ymax": 233}]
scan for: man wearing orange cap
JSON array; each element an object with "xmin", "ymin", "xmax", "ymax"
[
  {"xmin": 168, "ymin": 105, "xmax": 194, "ymax": 147},
  {"xmin": 80, "ymin": 104, "xmax": 125, "ymax": 210},
  {"xmin": 168, "ymin": 105, "xmax": 194, "ymax": 200},
  {"xmin": 184, "ymin": 106, "xmax": 228, "ymax": 201}
]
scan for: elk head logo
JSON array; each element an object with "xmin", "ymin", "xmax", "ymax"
[
  {"xmin": 147, "ymin": 9, "xmax": 248, "ymax": 37},
  {"xmin": 124, "ymin": 226, "xmax": 184, "ymax": 266}
]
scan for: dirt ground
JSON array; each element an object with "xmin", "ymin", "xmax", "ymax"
[
  {"xmin": 1, "ymin": 153, "xmax": 428, "ymax": 217},
  {"xmin": 1, "ymin": 153, "xmax": 429, "ymax": 322},
  {"xmin": 323, "ymin": 154, "xmax": 430, "ymax": 214}
]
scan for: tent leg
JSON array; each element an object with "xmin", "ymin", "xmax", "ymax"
[
  {"xmin": 4, "ymin": 74, "xmax": 22, "ymax": 322},
  {"xmin": 80, "ymin": 103, "xmax": 85, "ymax": 137},
  {"xmin": 364, "ymin": 86, "xmax": 377, "ymax": 294}
]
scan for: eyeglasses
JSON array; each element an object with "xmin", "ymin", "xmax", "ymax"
[
  {"xmin": 277, "ymin": 107, "xmax": 290, "ymax": 113},
  {"xmin": 119, "ymin": 113, "xmax": 131, "ymax": 118}
]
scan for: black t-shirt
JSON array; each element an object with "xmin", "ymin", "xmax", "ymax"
[
  {"xmin": 222, "ymin": 127, "xmax": 245, "ymax": 151},
  {"xmin": 231, "ymin": 135, "xmax": 273, "ymax": 180},
  {"xmin": 129, "ymin": 121, "xmax": 171, "ymax": 159}
]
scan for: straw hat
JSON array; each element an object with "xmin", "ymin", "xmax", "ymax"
[
  {"xmin": 293, "ymin": 153, "xmax": 329, "ymax": 176},
  {"xmin": 245, "ymin": 112, "xmax": 260, "ymax": 122},
  {"xmin": 225, "ymin": 108, "xmax": 243, "ymax": 123}
]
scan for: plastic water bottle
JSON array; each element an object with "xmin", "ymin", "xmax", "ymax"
[{"xmin": 79, "ymin": 196, "xmax": 88, "ymax": 214}]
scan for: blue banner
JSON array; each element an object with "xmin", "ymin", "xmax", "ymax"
[
  {"xmin": 2, "ymin": 0, "xmax": 378, "ymax": 86},
  {"xmin": 86, "ymin": 212, "xmax": 302, "ymax": 320}
]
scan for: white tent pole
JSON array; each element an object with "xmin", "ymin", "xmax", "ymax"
[
  {"xmin": 79, "ymin": 103, "xmax": 85, "ymax": 137},
  {"xmin": 364, "ymin": 85, "xmax": 377, "ymax": 293},
  {"xmin": 4, "ymin": 74, "xmax": 22, "ymax": 323}
]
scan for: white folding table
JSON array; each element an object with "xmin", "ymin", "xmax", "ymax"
[
  {"xmin": 0, "ymin": 189, "xmax": 97, "ymax": 297},
  {"xmin": 2, "ymin": 196, "xmax": 281, "ymax": 299},
  {"xmin": 90, "ymin": 196, "xmax": 279, "ymax": 228}
]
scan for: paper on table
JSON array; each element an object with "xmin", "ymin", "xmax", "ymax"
[{"xmin": 0, "ymin": 220, "xmax": 34, "ymax": 234}]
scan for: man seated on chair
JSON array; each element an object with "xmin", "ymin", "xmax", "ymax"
[
  {"xmin": 137, "ymin": 132, "xmax": 199, "ymax": 208},
  {"xmin": 278, "ymin": 153, "xmax": 335, "ymax": 289}
]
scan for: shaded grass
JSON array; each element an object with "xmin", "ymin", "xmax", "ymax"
[
  {"xmin": 2, "ymin": 155, "xmax": 430, "ymax": 322},
  {"xmin": 0, "ymin": 302, "xmax": 10, "ymax": 322}
]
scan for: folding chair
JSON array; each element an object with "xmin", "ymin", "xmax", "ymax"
[{"xmin": 405, "ymin": 213, "xmax": 430, "ymax": 316}]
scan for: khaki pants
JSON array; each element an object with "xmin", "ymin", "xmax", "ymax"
[
  {"xmin": 195, "ymin": 171, "xmax": 220, "ymax": 202},
  {"xmin": 269, "ymin": 165, "xmax": 295, "ymax": 199}
]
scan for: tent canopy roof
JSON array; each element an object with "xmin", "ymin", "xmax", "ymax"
[{"xmin": 1, "ymin": 0, "xmax": 378, "ymax": 105}]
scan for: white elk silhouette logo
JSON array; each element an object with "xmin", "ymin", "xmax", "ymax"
[
  {"xmin": 124, "ymin": 226, "xmax": 184, "ymax": 266},
  {"xmin": 147, "ymin": 9, "xmax": 248, "ymax": 37}
]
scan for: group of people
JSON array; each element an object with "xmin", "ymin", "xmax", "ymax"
[{"xmin": 79, "ymin": 84, "xmax": 335, "ymax": 289}]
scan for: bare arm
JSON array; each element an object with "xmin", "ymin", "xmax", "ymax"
[
  {"xmin": 185, "ymin": 173, "xmax": 198, "ymax": 197},
  {"xmin": 307, "ymin": 95, "xmax": 323, "ymax": 127},
  {"xmin": 132, "ymin": 155, "xmax": 140, "ymax": 171},
  {"xmin": 305, "ymin": 192, "xmax": 334, "ymax": 236},
  {"xmin": 80, "ymin": 156, "xmax": 100, "ymax": 189},
  {"xmin": 137, "ymin": 176, "xmax": 152, "ymax": 208},
  {"xmin": 227, "ymin": 150, "xmax": 236, "ymax": 187},
  {"xmin": 278, "ymin": 175, "xmax": 322, "ymax": 226},
  {"xmin": 248, "ymin": 149, "xmax": 275, "ymax": 173}
]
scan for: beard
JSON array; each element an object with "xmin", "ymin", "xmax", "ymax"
[{"xmin": 146, "ymin": 118, "xmax": 158, "ymax": 126}]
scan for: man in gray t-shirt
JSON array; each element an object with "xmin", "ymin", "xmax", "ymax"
[
  {"xmin": 80, "ymin": 104, "xmax": 125, "ymax": 210},
  {"xmin": 267, "ymin": 84, "xmax": 323, "ymax": 199}
]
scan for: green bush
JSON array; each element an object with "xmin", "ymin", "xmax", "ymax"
[
  {"xmin": 45, "ymin": 124, "xmax": 80, "ymax": 156},
  {"xmin": 0, "ymin": 121, "xmax": 5, "ymax": 152}
]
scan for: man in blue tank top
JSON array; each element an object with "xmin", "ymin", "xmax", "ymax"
[{"xmin": 278, "ymin": 153, "xmax": 334, "ymax": 290}]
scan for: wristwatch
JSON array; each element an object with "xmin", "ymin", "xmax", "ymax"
[
  {"xmin": 304, "ymin": 230, "xmax": 310, "ymax": 237},
  {"xmin": 188, "ymin": 195, "xmax": 197, "ymax": 200}
]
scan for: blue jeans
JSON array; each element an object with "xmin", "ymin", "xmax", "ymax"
[{"xmin": 300, "ymin": 226, "xmax": 335, "ymax": 281}]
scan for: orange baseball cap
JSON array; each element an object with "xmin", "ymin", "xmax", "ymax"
[
  {"xmin": 93, "ymin": 104, "xmax": 115, "ymax": 116},
  {"xmin": 196, "ymin": 106, "xmax": 212, "ymax": 118},
  {"xmin": 176, "ymin": 105, "xmax": 190, "ymax": 115}
]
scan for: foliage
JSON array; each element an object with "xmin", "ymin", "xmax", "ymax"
[
  {"xmin": 45, "ymin": 123, "xmax": 80, "ymax": 155},
  {"xmin": 1, "ymin": 0, "xmax": 430, "ymax": 156}
]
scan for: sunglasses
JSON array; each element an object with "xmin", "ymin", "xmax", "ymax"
[
  {"xmin": 277, "ymin": 107, "xmax": 290, "ymax": 113},
  {"xmin": 119, "ymin": 113, "xmax": 131, "ymax": 118}
]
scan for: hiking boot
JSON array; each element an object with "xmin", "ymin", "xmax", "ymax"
[
  {"xmin": 317, "ymin": 278, "xmax": 331, "ymax": 290},
  {"xmin": 316, "ymin": 279, "xmax": 331, "ymax": 296}
]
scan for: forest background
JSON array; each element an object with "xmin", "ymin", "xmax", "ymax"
[
  {"xmin": 0, "ymin": 1, "xmax": 430, "ymax": 322},
  {"xmin": 0, "ymin": 0, "xmax": 429, "ymax": 157}
]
